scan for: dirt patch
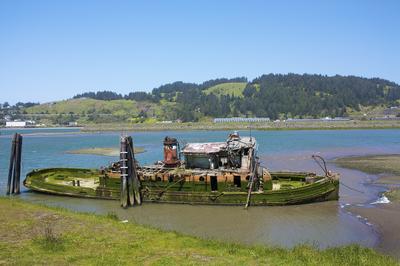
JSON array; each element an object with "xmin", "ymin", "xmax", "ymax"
[
  {"xmin": 349, "ymin": 203, "xmax": 400, "ymax": 259},
  {"xmin": 335, "ymin": 154, "xmax": 400, "ymax": 259}
]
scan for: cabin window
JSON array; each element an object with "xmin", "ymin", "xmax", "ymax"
[
  {"xmin": 185, "ymin": 155, "xmax": 211, "ymax": 169},
  {"xmin": 234, "ymin": 175, "xmax": 241, "ymax": 187},
  {"xmin": 219, "ymin": 157, "xmax": 228, "ymax": 167},
  {"xmin": 199, "ymin": 176, "xmax": 205, "ymax": 182},
  {"xmin": 230, "ymin": 155, "xmax": 242, "ymax": 168},
  {"xmin": 210, "ymin": 176, "xmax": 218, "ymax": 191},
  {"xmin": 185, "ymin": 154, "xmax": 219, "ymax": 169}
]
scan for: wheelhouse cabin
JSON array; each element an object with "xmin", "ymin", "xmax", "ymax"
[{"xmin": 182, "ymin": 133, "xmax": 256, "ymax": 173}]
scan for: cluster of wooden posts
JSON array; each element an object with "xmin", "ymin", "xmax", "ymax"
[
  {"xmin": 120, "ymin": 136, "xmax": 142, "ymax": 208},
  {"xmin": 7, "ymin": 133, "xmax": 23, "ymax": 195}
]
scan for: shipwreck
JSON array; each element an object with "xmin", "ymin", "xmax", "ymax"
[{"xmin": 24, "ymin": 132, "xmax": 340, "ymax": 207}]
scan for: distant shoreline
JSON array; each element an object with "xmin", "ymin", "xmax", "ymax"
[
  {"xmin": 81, "ymin": 120, "xmax": 400, "ymax": 132},
  {"xmin": 2, "ymin": 120, "xmax": 400, "ymax": 133}
]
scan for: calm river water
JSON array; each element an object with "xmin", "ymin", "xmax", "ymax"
[{"xmin": 1, "ymin": 128, "xmax": 400, "ymax": 249}]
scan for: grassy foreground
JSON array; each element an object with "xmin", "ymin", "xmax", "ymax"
[{"xmin": 0, "ymin": 198, "xmax": 398, "ymax": 265}]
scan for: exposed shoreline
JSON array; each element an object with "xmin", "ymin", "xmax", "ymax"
[
  {"xmin": 334, "ymin": 154, "xmax": 400, "ymax": 258},
  {"xmin": 79, "ymin": 120, "xmax": 400, "ymax": 132},
  {"xmin": 66, "ymin": 147, "xmax": 145, "ymax": 156},
  {"xmin": 82, "ymin": 120, "xmax": 400, "ymax": 132},
  {"xmin": 2, "ymin": 120, "xmax": 400, "ymax": 133}
]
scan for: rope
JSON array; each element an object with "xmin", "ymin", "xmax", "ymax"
[{"xmin": 339, "ymin": 182, "xmax": 365, "ymax": 194}]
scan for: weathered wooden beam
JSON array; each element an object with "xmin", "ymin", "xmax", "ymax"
[
  {"xmin": 120, "ymin": 136, "xmax": 128, "ymax": 208},
  {"xmin": 127, "ymin": 136, "xmax": 141, "ymax": 205},
  {"xmin": 245, "ymin": 151, "xmax": 257, "ymax": 209},
  {"xmin": 13, "ymin": 134, "xmax": 23, "ymax": 194},
  {"xmin": 126, "ymin": 136, "xmax": 135, "ymax": 206},
  {"xmin": 6, "ymin": 133, "xmax": 17, "ymax": 195}
]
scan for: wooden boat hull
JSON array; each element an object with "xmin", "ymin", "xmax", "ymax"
[{"xmin": 24, "ymin": 168, "xmax": 339, "ymax": 206}]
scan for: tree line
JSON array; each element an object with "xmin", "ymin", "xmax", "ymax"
[{"xmin": 72, "ymin": 74, "xmax": 400, "ymax": 121}]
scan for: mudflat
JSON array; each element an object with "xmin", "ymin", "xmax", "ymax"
[
  {"xmin": 335, "ymin": 154, "xmax": 400, "ymax": 258},
  {"xmin": 335, "ymin": 155, "xmax": 400, "ymax": 177},
  {"xmin": 349, "ymin": 203, "xmax": 400, "ymax": 259},
  {"xmin": 66, "ymin": 146, "xmax": 145, "ymax": 156}
]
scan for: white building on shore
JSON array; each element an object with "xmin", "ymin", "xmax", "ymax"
[
  {"xmin": 5, "ymin": 120, "xmax": 35, "ymax": 128},
  {"xmin": 213, "ymin": 117, "xmax": 270, "ymax": 123}
]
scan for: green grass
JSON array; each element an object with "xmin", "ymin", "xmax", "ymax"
[
  {"xmin": 24, "ymin": 98, "xmax": 166, "ymax": 124},
  {"xmin": 386, "ymin": 189, "xmax": 400, "ymax": 201},
  {"xmin": 26, "ymin": 98, "xmax": 140, "ymax": 116},
  {"xmin": 204, "ymin": 82, "xmax": 247, "ymax": 98},
  {"xmin": 0, "ymin": 197, "xmax": 397, "ymax": 265},
  {"xmin": 346, "ymin": 105, "xmax": 389, "ymax": 118}
]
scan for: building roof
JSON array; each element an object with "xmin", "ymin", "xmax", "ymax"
[
  {"xmin": 182, "ymin": 142, "xmax": 227, "ymax": 154},
  {"xmin": 227, "ymin": 136, "xmax": 255, "ymax": 150}
]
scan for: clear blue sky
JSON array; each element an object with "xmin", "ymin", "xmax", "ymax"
[{"xmin": 1, "ymin": 0, "xmax": 399, "ymax": 104}]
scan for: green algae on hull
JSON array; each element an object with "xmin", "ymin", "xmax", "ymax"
[{"xmin": 24, "ymin": 167, "xmax": 339, "ymax": 206}]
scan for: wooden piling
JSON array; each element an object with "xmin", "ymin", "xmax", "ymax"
[
  {"xmin": 120, "ymin": 136, "xmax": 128, "ymax": 208},
  {"xmin": 127, "ymin": 143, "xmax": 135, "ymax": 206},
  {"xmin": 127, "ymin": 136, "xmax": 141, "ymax": 205},
  {"xmin": 119, "ymin": 135, "xmax": 142, "ymax": 208},
  {"xmin": 6, "ymin": 133, "xmax": 22, "ymax": 195},
  {"xmin": 14, "ymin": 134, "xmax": 22, "ymax": 194},
  {"xmin": 6, "ymin": 134, "xmax": 17, "ymax": 195}
]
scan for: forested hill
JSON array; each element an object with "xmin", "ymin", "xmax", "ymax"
[
  {"xmin": 22, "ymin": 74, "xmax": 400, "ymax": 124},
  {"xmin": 71, "ymin": 74, "xmax": 400, "ymax": 121}
]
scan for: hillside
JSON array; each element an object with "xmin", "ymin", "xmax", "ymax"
[
  {"xmin": 24, "ymin": 98, "xmax": 162, "ymax": 124},
  {"xmin": 26, "ymin": 98, "xmax": 139, "ymax": 115},
  {"xmin": 12, "ymin": 74, "xmax": 400, "ymax": 125},
  {"xmin": 204, "ymin": 82, "xmax": 247, "ymax": 98}
]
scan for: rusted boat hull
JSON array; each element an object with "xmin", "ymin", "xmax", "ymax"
[
  {"xmin": 143, "ymin": 180, "xmax": 339, "ymax": 206},
  {"xmin": 24, "ymin": 168, "xmax": 339, "ymax": 206}
]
